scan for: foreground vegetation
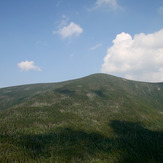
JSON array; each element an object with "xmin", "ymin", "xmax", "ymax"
[{"xmin": 0, "ymin": 74, "xmax": 163, "ymax": 162}]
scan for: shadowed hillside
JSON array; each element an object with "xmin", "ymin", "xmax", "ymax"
[{"xmin": 0, "ymin": 73, "xmax": 163, "ymax": 162}]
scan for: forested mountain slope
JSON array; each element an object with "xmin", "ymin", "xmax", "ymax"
[{"xmin": 0, "ymin": 74, "xmax": 163, "ymax": 162}]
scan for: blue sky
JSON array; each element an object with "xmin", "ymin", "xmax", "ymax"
[{"xmin": 0, "ymin": 0, "xmax": 163, "ymax": 88}]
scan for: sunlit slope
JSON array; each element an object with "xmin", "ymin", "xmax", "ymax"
[{"xmin": 0, "ymin": 73, "xmax": 163, "ymax": 162}]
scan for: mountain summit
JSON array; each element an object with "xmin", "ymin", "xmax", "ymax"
[{"xmin": 0, "ymin": 73, "xmax": 163, "ymax": 162}]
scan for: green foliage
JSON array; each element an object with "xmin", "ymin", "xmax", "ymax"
[{"xmin": 0, "ymin": 73, "xmax": 163, "ymax": 162}]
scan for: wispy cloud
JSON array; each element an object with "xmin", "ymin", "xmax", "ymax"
[
  {"xmin": 53, "ymin": 22, "xmax": 83, "ymax": 39},
  {"xmin": 35, "ymin": 40, "xmax": 47, "ymax": 46},
  {"xmin": 158, "ymin": 6, "xmax": 163, "ymax": 15},
  {"xmin": 56, "ymin": 0, "xmax": 62, "ymax": 7},
  {"xmin": 90, "ymin": 43, "xmax": 102, "ymax": 50},
  {"xmin": 93, "ymin": 0, "xmax": 120, "ymax": 10},
  {"xmin": 101, "ymin": 29, "xmax": 163, "ymax": 82},
  {"xmin": 18, "ymin": 61, "xmax": 41, "ymax": 72},
  {"xmin": 57, "ymin": 15, "xmax": 69, "ymax": 28}
]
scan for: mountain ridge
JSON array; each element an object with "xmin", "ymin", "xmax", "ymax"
[
  {"xmin": 1, "ymin": 73, "xmax": 163, "ymax": 90},
  {"xmin": 1, "ymin": 73, "xmax": 163, "ymax": 111},
  {"xmin": 0, "ymin": 73, "xmax": 163, "ymax": 162}
]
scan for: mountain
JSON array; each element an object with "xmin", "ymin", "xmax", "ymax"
[{"xmin": 0, "ymin": 73, "xmax": 163, "ymax": 162}]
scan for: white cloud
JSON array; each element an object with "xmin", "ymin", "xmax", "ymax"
[
  {"xmin": 90, "ymin": 43, "xmax": 102, "ymax": 50},
  {"xmin": 18, "ymin": 61, "xmax": 41, "ymax": 72},
  {"xmin": 53, "ymin": 22, "xmax": 83, "ymax": 39},
  {"xmin": 101, "ymin": 29, "xmax": 163, "ymax": 82},
  {"xmin": 95, "ymin": 0, "xmax": 119, "ymax": 10},
  {"xmin": 158, "ymin": 6, "xmax": 163, "ymax": 15}
]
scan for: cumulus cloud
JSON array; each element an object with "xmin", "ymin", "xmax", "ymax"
[
  {"xmin": 158, "ymin": 6, "xmax": 163, "ymax": 15},
  {"xmin": 101, "ymin": 29, "xmax": 163, "ymax": 82},
  {"xmin": 95, "ymin": 0, "xmax": 119, "ymax": 10},
  {"xmin": 53, "ymin": 22, "xmax": 83, "ymax": 39},
  {"xmin": 18, "ymin": 61, "xmax": 41, "ymax": 72}
]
